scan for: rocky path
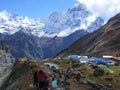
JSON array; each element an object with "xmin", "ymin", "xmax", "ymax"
[{"xmin": 38, "ymin": 63, "xmax": 94, "ymax": 90}]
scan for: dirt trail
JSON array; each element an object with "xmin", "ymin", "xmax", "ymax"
[{"xmin": 39, "ymin": 63, "xmax": 94, "ymax": 90}]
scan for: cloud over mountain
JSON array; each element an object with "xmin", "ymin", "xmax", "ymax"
[{"xmin": 77, "ymin": 0, "xmax": 120, "ymax": 20}]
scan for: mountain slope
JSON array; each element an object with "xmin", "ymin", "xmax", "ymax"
[
  {"xmin": 0, "ymin": 38, "xmax": 15, "ymax": 86},
  {"xmin": 3, "ymin": 30, "xmax": 87, "ymax": 60},
  {"xmin": 0, "ymin": 38, "xmax": 14, "ymax": 63},
  {"xmin": 0, "ymin": 59, "xmax": 33, "ymax": 90},
  {"xmin": 4, "ymin": 30, "xmax": 43, "ymax": 60},
  {"xmin": 41, "ymin": 30, "xmax": 88, "ymax": 58},
  {"xmin": 57, "ymin": 13, "xmax": 120, "ymax": 57}
]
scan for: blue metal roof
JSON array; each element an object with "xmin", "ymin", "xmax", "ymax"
[{"xmin": 90, "ymin": 57, "xmax": 109, "ymax": 65}]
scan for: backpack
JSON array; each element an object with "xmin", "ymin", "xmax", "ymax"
[{"xmin": 37, "ymin": 72, "xmax": 46, "ymax": 81}]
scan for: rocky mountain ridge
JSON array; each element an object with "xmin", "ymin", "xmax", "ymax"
[{"xmin": 56, "ymin": 13, "xmax": 120, "ymax": 57}]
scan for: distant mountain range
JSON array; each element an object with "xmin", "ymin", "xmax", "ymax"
[
  {"xmin": 0, "ymin": 3, "xmax": 104, "ymax": 60},
  {"xmin": 56, "ymin": 13, "xmax": 120, "ymax": 57}
]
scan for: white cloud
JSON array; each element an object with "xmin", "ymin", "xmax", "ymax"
[
  {"xmin": 86, "ymin": 14, "xmax": 96, "ymax": 26},
  {"xmin": 77, "ymin": 0, "xmax": 120, "ymax": 20}
]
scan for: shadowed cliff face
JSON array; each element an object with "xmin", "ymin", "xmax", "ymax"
[
  {"xmin": 0, "ymin": 39, "xmax": 15, "ymax": 87},
  {"xmin": 0, "ymin": 39, "xmax": 8, "ymax": 52},
  {"xmin": 57, "ymin": 13, "xmax": 120, "ymax": 57},
  {"xmin": 4, "ymin": 31, "xmax": 43, "ymax": 60}
]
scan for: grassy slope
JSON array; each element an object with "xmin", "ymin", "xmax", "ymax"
[
  {"xmin": 56, "ymin": 13, "xmax": 120, "ymax": 58},
  {"xmin": 42, "ymin": 58, "xmax": 120, "ymax": 89}
]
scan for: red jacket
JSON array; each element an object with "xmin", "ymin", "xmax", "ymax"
[{"xmin": 37, "ymin": 72, "xmax": 46, "ymax": 81}]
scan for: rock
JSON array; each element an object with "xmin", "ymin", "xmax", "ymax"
[{"xmin": 93, "ymin": 68, "xmax": 104, "ymax": 77}]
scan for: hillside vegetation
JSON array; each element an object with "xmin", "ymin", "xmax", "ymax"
[{"xmin": 57, "ymin": 13, "xmax": 120, "ymax": 58}]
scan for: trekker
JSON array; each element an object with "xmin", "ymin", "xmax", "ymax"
[
  {"xmin": 33, "ymin": 71, "xmax": 38, "ymax": 89},
  {"xmin": 37, "ymin": 70, "xmax": 47, "ymax": 90},
  {"xmin": 52, "ymin": 78, "xmax": 58, "ymax": 89},
  {"xmin": 57, "ymin": 79, "xmax": 61, "ymax": 87},
  {"xmin": 42, "ymin": 76, "xmax": 49, "ymax": 90},
  {"xmin": 48, "ymin": 79, "xmax": 52, "ymax": 90}
]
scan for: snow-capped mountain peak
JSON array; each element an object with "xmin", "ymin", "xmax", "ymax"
[
  {"xmin": 0, "ymin": 10, "xmax": 45, "ymax": 36},
  {"xmin": 0, "ymin": 10, "xmax": 10, "ymax": 20},
  {"xmin": 42, "ymin": 2, "xmax": 104, "ymax": 37},
  {"xmin": 0, "ymin": 3, "xmax": 104, "ymax": 37}
]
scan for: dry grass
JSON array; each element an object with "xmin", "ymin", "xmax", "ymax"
[{"xmin": 44, "ymin": 59, "xmax": 120, "ymax": 89}]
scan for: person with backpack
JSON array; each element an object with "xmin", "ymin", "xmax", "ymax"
[
  {"xmin": 57, "ymin": 79, "xmax": 61, "ymax": 87},
  {"xmin": 52, "ymin": 78, "xmax": 58, "ymax": 89},
  {"xmin": 43, "ymin": 76, "xmax": 49, "ymax": 90},
  {"xmin": 33, "ymin": 71, "xmax": 38, "ymax": 90},
  {"xmin": 37, "ymin": 70, "xmax": 47, "ymax": 90}
]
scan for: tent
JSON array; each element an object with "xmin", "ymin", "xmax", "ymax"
[{"xmin": 90, "ymin": 57, "xmax": 109, "ymax": 65}]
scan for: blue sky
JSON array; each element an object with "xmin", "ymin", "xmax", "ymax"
[{"xmin": 0, "ymin": 0, "xmax": 77, "ymax": 18}]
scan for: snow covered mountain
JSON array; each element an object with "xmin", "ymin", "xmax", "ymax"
[
  {"xmin": 0, "ymin": 10, "xmax": 45, "ymax": 37},
  {"xmin": 0, "ymin": 3, "xmax": 104, "ymax": 37},
  {"xmin": 56, "ymin": 13, "xmax": 120, "ymax": 58},
  {"xmin": 42, "ymin": 3, "xmax": 104, "ymax": 37},
  {"xmin": 0, "ymin": 3, "xmax": 105, "ymax": 59}
]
